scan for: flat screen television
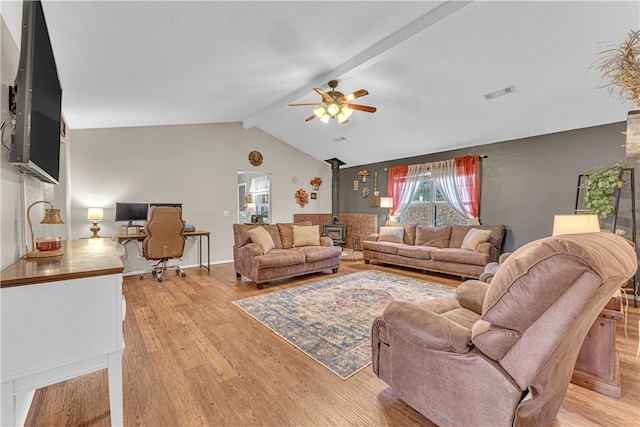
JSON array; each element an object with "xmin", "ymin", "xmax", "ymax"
[
  {"xmin": 9, "ymin": 0, "xmax": 62, "ymax": 185},
  {"xmin": 115, "ymin": 203, "xmax": 149, "ymax": 225}
]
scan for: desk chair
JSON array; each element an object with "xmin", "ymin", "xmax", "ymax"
[{"xmin": 140, "ymin": 206, "xmax": 186, "ymax": 282}]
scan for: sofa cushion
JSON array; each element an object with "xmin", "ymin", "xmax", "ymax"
[
  {"xmin": 396, "ymin": 245, "xmax": 434, "ymax": 260},
  {"xmin": 431, "ymin": 248, "xmax": 490, "ymax": 266},
  {"xmin": 248, "ymin": 226, "xmax": 275, "ymax": 254},
  {"xmin": 416, "ymin": 225, "xmax": 452, "ymax": 248},
  {"xmin": 295, "ymin": 246, "xmax": 342, "ymax": 262},
  {"xmin": 277, "ymin": 221, "xmax": 312, "ymax": 249},
  {"xmin": 379, "ymin": 226, "xmax": 404, "ymax": 243},
  {"xmin": 233, "ymin": 223, "xmax": 259, "ymax": 247},
  {"xmin": 292, "ymin": 225, "xmax": 320, "ymax": 247},
  {"xmin": 254, "ymin": 249, "xmax": 306, "ymax": 269},
  {"xmin": 450, "ymin": 224, "xmax": 506, "ymax": 252},
  {"xmin": 461, "ymin": 228, "xmax": 492, "ymax": 251},
  {"xmin": 362, "ymin": 240, "xmax": 400, "ymax": 255},
  {"xmin": 385, "ymin": 221, "xmax": 418, "ymax": 245}
]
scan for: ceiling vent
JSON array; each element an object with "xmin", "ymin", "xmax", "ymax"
[
  {"xmin": 332, "ymin": 136, "xmax": 347, "ymax": 142},
  {"xmin": 483, "ymin": 85, "xmax": 516, "ymax": 100}
]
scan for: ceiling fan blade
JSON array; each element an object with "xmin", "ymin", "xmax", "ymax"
[
  {"xmin": 288, "ymin": 103, "xmax": 322, "ymax": 106},
  {"xmin": 347, "ymin": 104, "xmax": 377, "ymax": 113},
  {"xmin": 314, "ymin": 88, "xmax": 333, "ymax": 102},
  {"xmin": 305, "ymin": 114, "xmax": 317, "ymax": 122},
  {"xmin": 340, "ymin": 89, "xmax": 369, "ymax": 102}
]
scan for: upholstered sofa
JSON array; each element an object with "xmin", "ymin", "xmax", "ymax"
[
  {"xmin": 372, "ymin": 232, "xmax": 637, "ymax": 426},
  {"xmin": 363, "ymin": 221, "xmax": 506, "ymax": 279},
  {"xmin": 233, "ymin": 222, "xmax": 342, "ymax": 289}
]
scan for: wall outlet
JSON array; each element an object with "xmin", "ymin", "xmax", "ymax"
[{"xmin": 223, "ymin": 210, "xmax": 229, "ymax": 217}]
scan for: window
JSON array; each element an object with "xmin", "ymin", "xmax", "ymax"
[{"xmin": 397, "ymin": 179, "xmax": 469, "ymax": 227}]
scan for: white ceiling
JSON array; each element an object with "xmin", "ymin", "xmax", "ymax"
[{"xmin": 4, "ymin": 1, "xmax": 639, "ymax": 167}]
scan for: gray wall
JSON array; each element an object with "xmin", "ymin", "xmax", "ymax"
[{"xmin": 339, "ymin": 121, "xmax": 638, "ymax": 253}]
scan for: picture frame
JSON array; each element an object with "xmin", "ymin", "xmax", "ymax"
[
  {"xmin": 311, "ymin": 192, "xmax": 317, "ymax": 200},
  {"xmin": 251, "ymin": 214, "xmax": 262, "ymax": 224}
]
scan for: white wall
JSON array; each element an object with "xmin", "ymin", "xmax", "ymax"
[{"xmin": 69, "ymin": 123, "xmax": 332, "ymax": 273}]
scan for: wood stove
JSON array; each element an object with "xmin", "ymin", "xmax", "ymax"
[{"xmin": 323, "ymin": 223, "xmax": 346, "ymax": 245}]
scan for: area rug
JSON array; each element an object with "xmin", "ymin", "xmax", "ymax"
[{"xmin": 232, "ymin": 270, "xmax": 456, "ymax": 379}]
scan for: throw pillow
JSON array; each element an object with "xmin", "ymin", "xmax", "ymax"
[
  {"xmin": 460, "ymin": 228, "xmax": 492, "ymax": 251},
  {"xmin": 378, "ymin": 226, "xmax": 404, "ymax": 243},
  {"xmin": 292, "ymin": 225, "xmax": 320, "ymax": 247},
  {"xmin": 416, "ymin": 225, "xmax": 452, "ymax": 247},
  {"xmin": 248, "ymin": 226, "xmax": 276, "ymax": 254}
]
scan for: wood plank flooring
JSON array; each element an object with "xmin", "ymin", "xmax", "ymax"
[{"xmin": 25, "ymin": 261, "xmax": 640, "ymax": 426}]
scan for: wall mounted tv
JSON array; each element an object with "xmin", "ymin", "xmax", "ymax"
[{"xmin": 9, "ymin": 0, "xmax": 63, "ymax": 185}]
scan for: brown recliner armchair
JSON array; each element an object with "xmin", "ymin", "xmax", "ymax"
[
  {"xmin": 372, "ymin": 232, "xmax": 637, "ymax": 427},
  {"xmin": 140, "ymin": 206, "xmax": 186, "ymax": 282}
]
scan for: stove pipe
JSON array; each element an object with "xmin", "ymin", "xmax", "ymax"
[{"xmin": 324, "ymin": 158, "xmax": 345, "ymax": 223}]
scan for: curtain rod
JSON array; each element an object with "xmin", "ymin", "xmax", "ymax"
[{"xmin": 381, "ymin": 155, "xmax": 487, "ymax": 171}]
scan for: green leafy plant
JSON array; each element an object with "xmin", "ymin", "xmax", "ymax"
[{"xmin": 583, "ymin": 160, "xmax": 627, "ymax": 219}]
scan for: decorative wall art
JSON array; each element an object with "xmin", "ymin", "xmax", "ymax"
[
  {"xmin": 292, "ymin": 176, "xmax": 298, "ymax": 184},
  {"xmin": 310, "ymin": 177, "xmax": 323, "ymax": 190},
  {"xmin": 359, "ymin": 169, "xmax": 369, "ymax": 182},
  {"xmin": 362, "ymin": 187, "xmax": 370, "ymax": 198},
  {"xmin": 311, "ymin": 192, "xmax": 317, "ymax": 200},
  {"xmin": 353, "ymin": 180, "xmax": 359, "ymax": 191},
  {"xmin": 295, "ymin": 188, "xmax": 309, "ymax": 208}
]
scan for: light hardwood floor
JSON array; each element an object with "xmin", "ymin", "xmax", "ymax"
[{"xmin": 25, "ymin": 261, "xmax": 640, "ymax": 426}]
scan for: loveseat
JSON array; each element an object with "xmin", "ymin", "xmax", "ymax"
[
  {"xmin": 371, "ymin": 231, "xmax": 637, "ymax": 426},
  {"xmin": 233, "ymin": 222, "xmax": 342, "ymax": 289},
  {"xmin": 363, "ymin": 221, "xmax": 505, "ymax": 279}
]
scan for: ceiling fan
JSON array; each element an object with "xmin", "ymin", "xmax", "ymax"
[{"xmin": 289, "ymin": 80, "xmax": 376, "ymax": 124}]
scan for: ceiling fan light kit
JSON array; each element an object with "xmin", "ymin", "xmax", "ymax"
[{"xmin": 290, "ymin": 80, "xmax": 376, "ymax": 124}]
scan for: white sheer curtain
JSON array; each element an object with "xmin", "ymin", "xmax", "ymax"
[
  {"xmin": 431, "ymin": 159, "xmax": 480, "ymax": 225},
  {"xmin": 249, "ymin": 175, "xmax": 270, "ymax": 193},
  {"xmin": 390, "ymin": 163, "xmax": 430, "ymax": 220}
]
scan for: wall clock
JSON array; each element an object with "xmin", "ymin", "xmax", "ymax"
[{"xmin": 248, "ymin": 150, "xmax": 263, "ymax": 166}]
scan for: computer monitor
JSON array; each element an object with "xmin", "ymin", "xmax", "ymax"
[{"xmin": 115, "ymin": 202, "xmax": 149, "ymax": 225}]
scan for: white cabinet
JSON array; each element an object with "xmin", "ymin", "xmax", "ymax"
[{"xmin": 1, "ymin": 239, "xmax": 125, "ymax": 426}]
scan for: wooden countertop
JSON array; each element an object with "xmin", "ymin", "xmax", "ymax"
[{"xmin": 1, "ymin": 239, "xmax": 125, "ymax": 288}]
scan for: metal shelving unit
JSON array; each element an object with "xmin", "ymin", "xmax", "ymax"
[{"xmin": 576, "ymin": 168, "xmax": 638, "ymax": 307}]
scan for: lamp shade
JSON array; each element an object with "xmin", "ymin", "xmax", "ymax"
[
  {"xmin": 552, "ymin": 215, "xmax": 600, "ymax": 236},
  {"xmin": 380, "ymin": 197, "xmax": 393, "ymax": 208},
  {"xmin": 87, "ymin": 207, "xmax": 104, "ymax": 222},
  {"xmin": 246, "ymin": 203, "xmax": 256, "ymax": 212}
]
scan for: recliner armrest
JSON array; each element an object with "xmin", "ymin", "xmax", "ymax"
[
  {"xmin": 455, "ymin": 280, "xmax": 489, "ymax": 315},
  {"xmin": 383, "ymin": 302, "xmax": 472, "ymax": 353}
]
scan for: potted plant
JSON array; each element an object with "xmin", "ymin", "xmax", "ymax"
[
  {"xmin": 593, "ymin": 29, "xmax": 640, "ymax": 105},
  {"xmin": 583, "ymin": 160, "xmax": 626, "ymax": 219}
]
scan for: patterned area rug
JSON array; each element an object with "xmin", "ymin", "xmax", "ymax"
[{"xmin": 233, "ymin": 270, "xmax": 456, "ymax": 379}]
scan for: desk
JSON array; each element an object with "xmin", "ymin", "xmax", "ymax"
[
  {"xmin": 117, "ymin": 230, "xmax": 210, "ymax": 272},
  {"xmin": 1, "ymin": 239, "xmax": 125, "ymax": 426}
]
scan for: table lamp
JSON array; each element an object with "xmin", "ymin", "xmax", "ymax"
[
  {"xmin": 26, "ymin": 200, "xmax": 65, "ymax": 258},
  {"xmin": 87, "ymin": 207, "xmax": 104, "ymax": 238},
  {"xmin": 246, "ymin": 203, "xmax": 256, "ymax": 215},
  {"xmin": 380, "ymin": 197, "xmax": 393, "ymax": 222},
  {"xmin": 552, "ymin": 214, "xmax": 600, "ymax": 236}
]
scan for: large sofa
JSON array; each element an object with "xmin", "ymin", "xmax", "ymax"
[
  {"xmin": 363, "ymin": 221, "xmax": 505, "ymax": 279},
  {"xmin": 233, "ymin": 222, "xmax": 342, "ymax": 289}
]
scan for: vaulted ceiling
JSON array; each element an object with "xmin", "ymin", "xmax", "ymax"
[{"xmin": 3, "ymin": 1, "xmax": 638, "ymax": 167}]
